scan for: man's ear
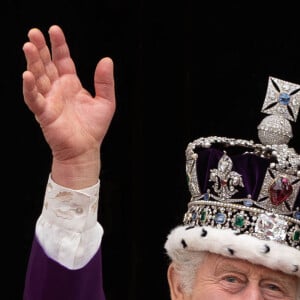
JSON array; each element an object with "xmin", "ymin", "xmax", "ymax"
[{"xmin": 167, "ymin": 263, "xmax": 185, "ymax": 300}]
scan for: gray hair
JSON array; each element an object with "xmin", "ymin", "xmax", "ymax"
[{"xmin": 168, "ymin": 249, "xmax": 207, "ymax": 294}]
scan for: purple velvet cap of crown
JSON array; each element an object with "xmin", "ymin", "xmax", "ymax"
[{"xmin": 195, "ymin": 147, "xmax": 270, "ymax": 201}]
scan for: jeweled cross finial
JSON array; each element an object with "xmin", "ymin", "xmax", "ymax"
[
  {"xmin": 261, "ymin": 76, "xmax": 300, "ymax": 122},
  {"xmin": 258, "ymin": 76, "xmax": 300, "ymax": 145}
]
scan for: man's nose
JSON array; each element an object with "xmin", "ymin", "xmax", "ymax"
[{"xmin": 242, "ymin": 285, "xmax": 264, "ymax": 300}]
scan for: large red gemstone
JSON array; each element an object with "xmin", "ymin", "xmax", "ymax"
[{"xmin": 269, "ymin": 176, "xmax": 293, "ymax": 206}]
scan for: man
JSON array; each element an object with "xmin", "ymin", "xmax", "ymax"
[{"xmin": 22, "ymin": 25, "xmax": 299, "ymax": 299}]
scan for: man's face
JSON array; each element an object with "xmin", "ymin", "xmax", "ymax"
[{"xmin": 168, "ymin": 252, "xmax": 297, "ymax": 300}]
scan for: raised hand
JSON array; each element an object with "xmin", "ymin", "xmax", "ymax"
[{"xmin": 22, "ymin": 25, "xmax": 116, "ymax": 188}]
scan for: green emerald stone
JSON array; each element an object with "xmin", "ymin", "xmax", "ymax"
[
  {"xmin": 293, "ymin": 230, "xmax": 300, "ymax": 241},
  {"xmin": 234, "ymin": 215, "xmax": 244, "ymax": 227},
  {"xmin": 200, "ymin": 211, "xmax": 207, "ymax": 222}
]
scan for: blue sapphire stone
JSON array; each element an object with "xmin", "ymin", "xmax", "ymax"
[
  {"xmin": 203, "ymin": 193, "xmax": 210, "ymax": 200},
  {"xmin": 295, "ymin": 211, "xmax": 300, "ymax": 220},
  {"xmin": 278, "ymin": 92, "xmax": 290, "ymax": 105},
  {"xmin": 215, "ymin": 213, "xmax": 226, "ymax": 224},
  {"xmin": 192, "ymin": 211, "xmax": 197, "ymax": 220},
  {"xmin": 243, "ymin": 199, "xmax": 253, "ymax": 207}
]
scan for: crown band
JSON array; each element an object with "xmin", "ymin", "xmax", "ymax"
[{"xmin": 183, "ymin": 199, "xmax": 300, "ymax": 250}]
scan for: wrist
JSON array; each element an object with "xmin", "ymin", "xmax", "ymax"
[{"xmin": 51, "ymin": 156, "xmax": 101, "ymax": 189}]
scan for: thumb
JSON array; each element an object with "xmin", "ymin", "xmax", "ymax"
[{"xmin": 94, "ymin": 57, "xmax": 115, "ymax": 102}]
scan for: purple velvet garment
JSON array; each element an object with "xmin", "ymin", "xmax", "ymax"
[{"xmin": 23, "ymin": 235, "xmax": 106, "ymax": 300}]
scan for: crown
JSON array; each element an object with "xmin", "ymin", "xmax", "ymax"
[
  {"xmin": 184, "ymin": 136, "xmax": 300, "ymax": 250},
  {"xmin": 165, "ymin": 76, "xmax": 300, "ymax": 278}
]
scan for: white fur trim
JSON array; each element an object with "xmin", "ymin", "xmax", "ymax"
[{"xmin": 165, "ymin": 225, "xmax": 300, "ymax": 278}]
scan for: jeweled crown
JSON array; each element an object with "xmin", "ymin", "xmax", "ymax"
[{"xmin": 183, "ymin": 76, "xmax": 300, "ymax": 250}]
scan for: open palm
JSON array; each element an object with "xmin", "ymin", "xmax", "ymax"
[{"xmin": 22, "ymin": 25, "xmax": 116, "ymax": 162}]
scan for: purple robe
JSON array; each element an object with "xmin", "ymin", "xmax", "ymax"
[{"xmin": 23, "ymin": 235, "xmax": 106, "ymax": 300}]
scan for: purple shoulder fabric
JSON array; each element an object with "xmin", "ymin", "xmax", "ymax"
[{"xmin": 23, "ymin": 235, "xmax": 106, "ymax": 300}]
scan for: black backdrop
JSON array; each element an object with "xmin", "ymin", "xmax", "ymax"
[{"xmin": 3, "ymin": 1, "xmax": 300, "ymax": 299}]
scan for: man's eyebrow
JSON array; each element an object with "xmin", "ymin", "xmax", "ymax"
[
  {"xmin": 213, "ymin": 262, "xmax": 249, "ymax": 276},
  {"xmin": 260, "ymin": 273, "xmax": 297, "ymax": 289}
]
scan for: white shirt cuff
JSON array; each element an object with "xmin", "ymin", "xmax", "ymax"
[{"xmin": 36, "ymin": 174, "xmax": 103, "ymax": 270}]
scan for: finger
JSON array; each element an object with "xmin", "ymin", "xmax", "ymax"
[
  {"xmin": 22, "ymin": 70, "xmax": 46, "ymax": 116},
  {"xmin": 27, "ymin": 27, "xmax": 59, "ymax": 83},
  {"xmin": 23, "ymin": 41, "xmax": 52, "ymax": 95},
  {"xmin": 94, "ymin": 57, "xmax": 116, "ymax": 104},
  {"xmin": 48, "ymin": 25, "xmax": 77, "ymax": 76}
]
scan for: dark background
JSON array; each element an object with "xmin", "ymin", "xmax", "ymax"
[{"xmin": 2, "ymin": 1, "xmax": 300, "ymax": 299}]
